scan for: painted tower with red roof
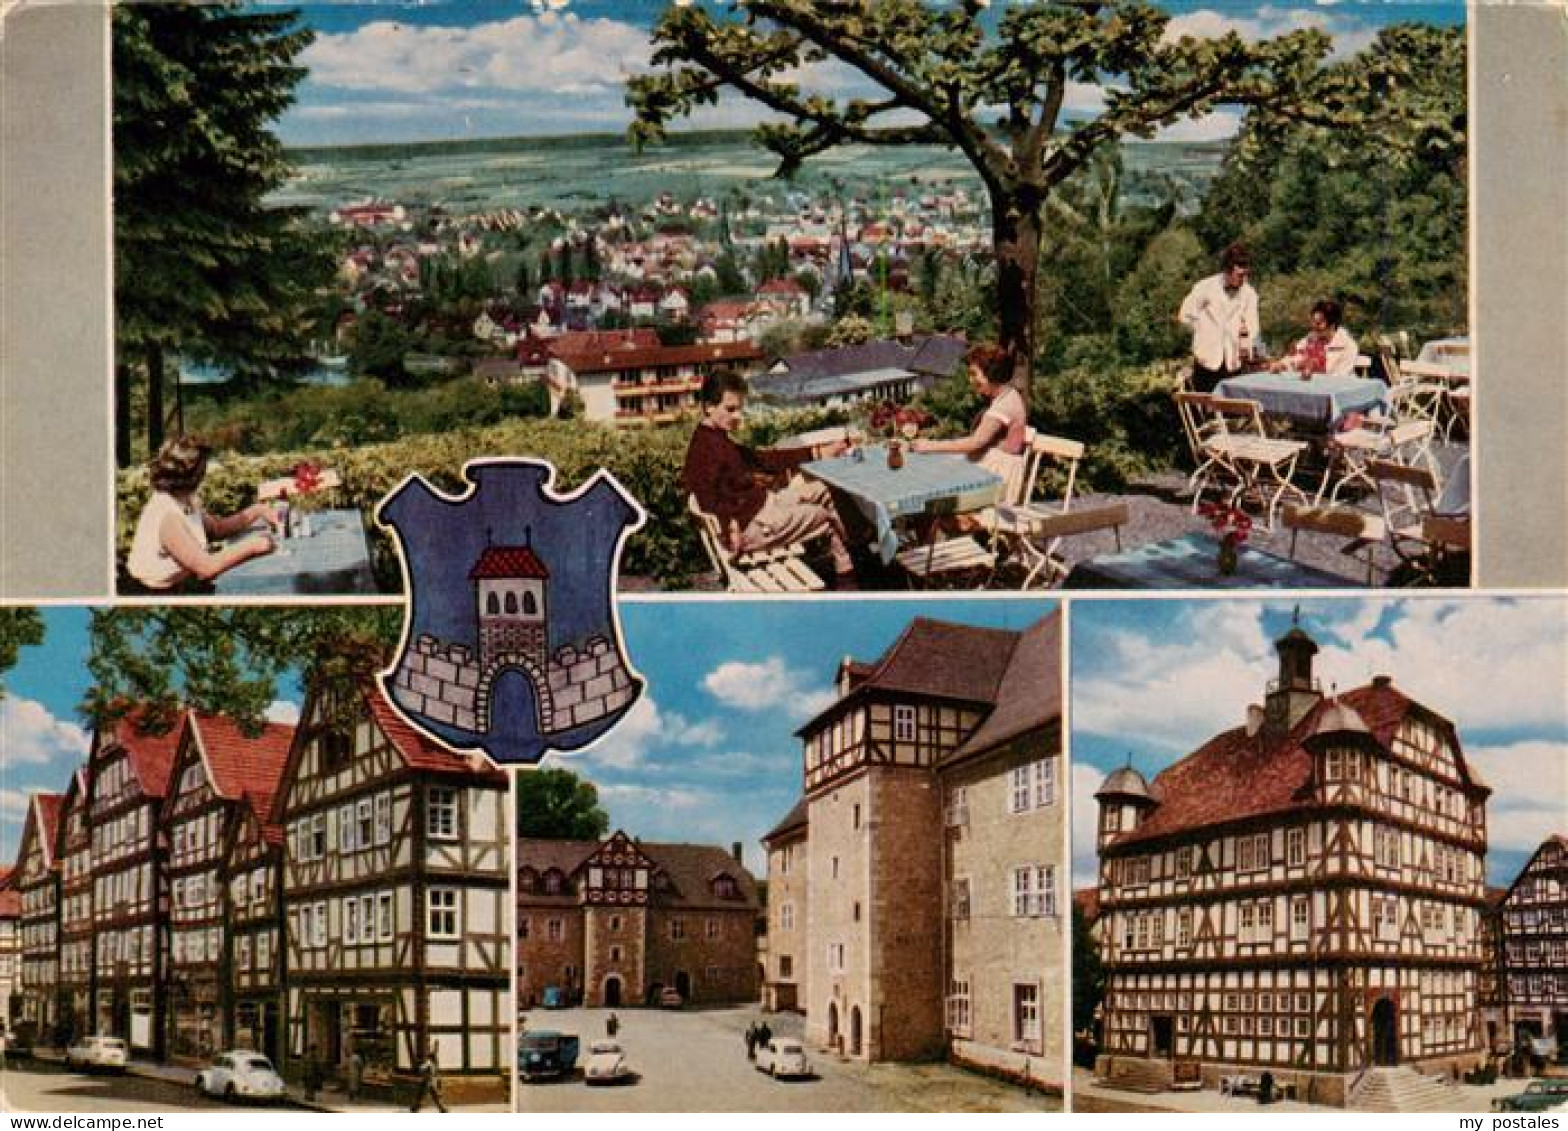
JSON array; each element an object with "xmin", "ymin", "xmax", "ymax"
[
  {"xmin": 1093, "ymin": 621, "xmax": 1492, "ymax": 1108},
  {"xmin": 469, "ymin": 532, "xmax": 549, "ymax": 673}
]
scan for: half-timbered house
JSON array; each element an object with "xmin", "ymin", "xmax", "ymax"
[
  {"xmin": 14, "ymin": 792, "xmax": 63, "ymax": 1040},
  {"xmin": 277, "ymin": 682, "xmax": 510, "ymax": 1101},
  {"xmin": 516, "ymin": 831, "xmax": 761, "ymax": 1009},
  {"xmin": 1093, "ymin": 623, "xmax": 1491, "ymax": 1106},
  {"xmin": 1497, "ymin": 835, "xmax": 1568, "ymax": 1056},
  {"xmin": 85, "ymin": 709, "xmax": 181, "ymax": 1056},
  {"xmin": 760, "ymin": 613, "xmax": 1065, "ymax": 1090},
  {"xmin": 223, "ymin": 777, "xmax": 289, "ymax": 1063},
  {"xmin": 56, "ymin": 770, "xmax": 95, "ymax": 1042},
  {"xmin": 162, "ymin": 712, "xmax": 294, "ymax": 1063},
  {"xmin": 0, "ymin": 869, "xmax": 19, "ymax": 1030}
]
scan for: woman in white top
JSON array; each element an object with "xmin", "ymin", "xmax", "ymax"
[
  {"xmin": 911, "ymin": 343, "xmax": 1031, "ymax": 520},
  {"xmin": 125, "ymin": 434, "xmax": 278, "ymax": 592}
]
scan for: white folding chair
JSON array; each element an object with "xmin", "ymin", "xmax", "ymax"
[{"xmin": 687, "ymin": 495, "xmax": 826, "ymax": 593}]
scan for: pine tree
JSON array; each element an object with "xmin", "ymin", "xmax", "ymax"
[{"xmin": 114, "ymin": 3, "xmax": 332, "ymax": 463}]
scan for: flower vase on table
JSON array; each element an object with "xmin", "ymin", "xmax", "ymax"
[
  {"xmin": 886, "ymin": 441, "xmax": 904, "ymax": 470},
  {"xmin": 1198, "ymin": 501, "xmax": 1253, "ymax": 577}
]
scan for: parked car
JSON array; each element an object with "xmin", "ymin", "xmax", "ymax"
[
  {"xmin": 1493, "ymin": 1080, "xmax": 1568, "ymax": 1113},
  {"xmin": 65, "ymin": 1035, "xmax": 128, "ymax": 1072},
  {"xmin": 584, "ymin": 1039, "xmax": 634, "ymax": 1086},
  {"xmin": 755, "ymin": 1038, "xmax": 812, "ymax": 1080},
  {"xmin": 518, "ymin": 1030, "xmax": 580, "ymax": 1082},
  {"xmin": 195, "ymin": 1051, "xmax": 287, "ymax": 1103},
  {"xmin": 658, "ymin": 987, "xmax": 684, "ymax": 1009}
]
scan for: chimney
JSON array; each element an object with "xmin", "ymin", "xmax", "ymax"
[
  {"xmin": 731, "ymin": 841, "xmax": 744, "ymax": 865},
  {"xmin": 1372, "ymin": 675, "xmax": 1392, "ymax": 688}
]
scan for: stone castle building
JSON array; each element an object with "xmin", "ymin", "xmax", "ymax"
[
  {"xmin": 517, "ymin": 831, "xmax": 761, "ymax": 1009},
  {"xmin": 762, "ymin": 613, "xmax": 1065, "ymax": 1091},
  {"xmin": 1093, "ymin": 623, "xmax": 1491, "ymax": 1106}
]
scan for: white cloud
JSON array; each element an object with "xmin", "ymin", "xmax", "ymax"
[
  {"xmin": 302, "ymin": 14, "xmax": 654, "ymax": 98},
  {"xmin": 1076, "ymin": 600, "xmax": 1568, "ymax": 753},
  {"xmin": 702, "ymin": 657, "xmax": 835, "ymax": 717},
  {"xmin": 566, "ymin": 695, "xmax": 723, "ymax": 771},
  {"xmin": 1161, "ymin": 6, "xmax": 1377, "ymax": 59},
  {"xmin": 1154, "ymin": 108, "xmax": 1244, "ymax": 143},
  {"xmin": 596, "ymin": 782, "xmax": 707, "ymax": 811},
  {"xmin": 1465, "ymin": 741, "xmax": 1568, "ymax": 854},
  {"xmin": 0, "ymin": 696, "xmax": 89, "ymax": 768},
  {"xmin": 1, "ymin": 789, "xmax": 32, "ymax": 820},
  {"xmin": 1072, "ymin": 762, "xmax": 1107, "ymax": 885},
  {"xmin": 265, "ymin": 700, "xmax": 301, "ymax": 726}
]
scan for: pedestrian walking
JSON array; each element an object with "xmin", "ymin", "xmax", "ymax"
[
  {"xmin": 606, "ymin": 1012, "xmax": 620, "ymax": 1039},
  {"xmin": 757, "ymin": 1020, "xmax": 773, "ymax": 1051},
  {"xmin": 745, "ymin": 1023, "xmax": 757, "ymax": 1061},
  {"xmin": 346, "ymin": 1045, "xmax": 364, "ymax": 1103},
  {"xmin": 409, "ymin": 1042, "xmax": 448, "ymax": 1113}
]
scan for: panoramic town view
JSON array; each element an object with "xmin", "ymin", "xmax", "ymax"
[
  {"xmin": 1071, "ymin": 599, "xmax": 1568, "ymax": 1112},
  {"xmin": 112, "ymin": 0, "xmax": 1470, "ymax": 597}
]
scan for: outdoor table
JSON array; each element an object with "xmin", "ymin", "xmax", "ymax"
[
  {"xmin": 1063, "ymin": 532, "xmax": 1353, "ymax": 590},
  {"xmin": 1418, "ymin": 336, "xmax": 1470, "ymax": 377},
  {"xmin": 771, "ymin": 425, "xmax": 851, "ymax": 452},
  {"xmin": 802, "ymin": 448, "xmax": 1003, "ymax": 564},
  {"xmin": 214, "ymin": 508, "xmax": 377, "ymax": 596},
  {"xmin": 1215, "ymin": 371, "xmax": 1389, "ymax": 430}
]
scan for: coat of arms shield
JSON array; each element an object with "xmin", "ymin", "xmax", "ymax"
[{"xmin": 376, "ymin": 459, "xmax": 645, "ymax": 764}]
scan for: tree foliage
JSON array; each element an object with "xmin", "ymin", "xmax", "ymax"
[
  {"xmin": 83, "ymin": 607, "xmax": 401, "ymax": 734},
  {"xmin": 1073, "ymin": 898, "xmax": 1107, "ymax": 1039},
  {"xmin": 1195, "ymin": 23, "xmax": 1467, "ymax": 340},
  {"xmin": 516, "ymin": 767, "xmax": 611, "ymax": 840},
  {"xmin": 628, "ymin": 0, "xmax": 1343, "ymax": 389},
  {"xmin": 0, "ymin": 607, "xmax": 45, "ymax": 696},
  {"xmin": 114, "ymin": 3, "xmax": 334, "ymax": 462}
]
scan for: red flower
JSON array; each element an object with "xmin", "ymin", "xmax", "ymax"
[{"xmin": 292, "ymin": 461, "xmax": 323, "ymax": 495}]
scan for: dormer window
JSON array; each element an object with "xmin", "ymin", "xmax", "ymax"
[
  {"xmin": 543, "ymin": 869, "xmax": 565, "ymax": 895},
  {"xmin": 712, "ymin": 874, "xmax": 738, "ymax": 900},
  {"xmin": 893, "ymin": 705, "xmax": 916, "ymax": 742}
]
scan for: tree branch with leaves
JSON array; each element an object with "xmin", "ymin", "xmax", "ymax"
[{"xmin": 628, "ymin": 0, "xmax": 1345, "ymax": 393}]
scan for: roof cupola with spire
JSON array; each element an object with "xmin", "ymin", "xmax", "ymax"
[{"xmin": 1264, "ymin": 610, "xmax": 1324, "ymax": 735}]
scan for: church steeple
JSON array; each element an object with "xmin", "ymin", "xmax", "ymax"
[{"xmin": 1264, "ymin": 610, "xmax": 1323, "ymax": 734}]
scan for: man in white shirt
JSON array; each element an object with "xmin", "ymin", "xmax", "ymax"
[{"xmin": 1178, "ymin": 242, "xmax": 1260, "ymax": 392}]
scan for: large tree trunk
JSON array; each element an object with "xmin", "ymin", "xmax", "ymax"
[
  {"xmin": 991, "ymin": 188, "xmax": 1045, "ymax": 399},
  {"xmin": 146, "ymin": 344, "xmax": 166, "ymax": 457},
  {"xmin": 114, "ymin": 363, "xmax": 132, "ymax": 468}
]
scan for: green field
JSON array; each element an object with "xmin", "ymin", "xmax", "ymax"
[{"xmin": 274, "ymin": 129, "xmax": 1226, "ymax": 216}]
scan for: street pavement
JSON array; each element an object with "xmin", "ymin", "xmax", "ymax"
[
  {"xmin": 0, "ymin": 1056, "xmax": 293, "ymax": 1113},
  {"xmin": 1071, "ymin": 1066, "xmax": 1531, "ymax": 1113},
  {"xmin": 517, "ymin": 1005, "xmax": 1060, "ymax": 1113}
]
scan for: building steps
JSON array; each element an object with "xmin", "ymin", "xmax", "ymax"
[{"xmin": 1349, "ymin": 1066, "xmax": 1464, "ymax": 1112}]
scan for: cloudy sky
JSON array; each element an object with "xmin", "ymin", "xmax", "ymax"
[
  {"xmin": 1070, "ymin": 597, "xmax": 1568, "ymax": 891},
  {"xmin": 272, "ymin": 0, "xmax": 1465, "ymax": 147},
  {"xmin": 0, "ymin": 599, "xmax": 1052, "ymax": 871}
]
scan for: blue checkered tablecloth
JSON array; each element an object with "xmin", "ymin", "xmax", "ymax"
[
  {"xmin": 215, "ymin": 508, "xmax": 377, "ymax": 596},
  {"xmin": 1064, "ymin": 533, "xmax": 1352, "ymax": 590},
  {"xmin": 1216, "ymin": 371, "xmax": 1389, "ymax": 428},
  {"xmin": 803, "ymin": 449, "xmax": 1004, "ymax": 563}
]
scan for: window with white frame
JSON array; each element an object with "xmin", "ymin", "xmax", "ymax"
[
  {"xmin": 1177, "ymin": 907, "xmax": 1193, "ymax": 949},
  {"xmin": 339, "ymin": 804, "xmax": 356, "ymax": 853},
  {"xmin": 345, "ymin": 896, "xmax": 359, "ymax": 945},
  {"xmin": 377, "ymin": 892, "xmax": 394, "ymax": 941},
  {"xmin": 1287, "ymin": 828, "xmax": 1306, "ymax": 867},
  {"xmin": 947, "ymin": 978, "xmax": 972, "ymax": 1036},
  {"xmin": 374, "ymin": 793, "xmax": 392, "ymax": 845},
  {"xmin": 312, "ymin": 900, "xmax": 328, "ymax": 948},
  {"xmin": 1035, "ymin": 759, "xmax": 1056, "ymax": 808},
  {"xmin": 893, "ymin": 705, "xmax": 916, "ymax": 742},
  {"xmin": 357, "ymin": 799, "xmax": 374, "ymax": 850},
  {"xmin": 828, "ymin": 942, "xmax": 845, "ymax": 972},
  {"xmin": 670, "ymin": 918, "xmax": 686, "ymax": 940},
  {"xmin": 780, "ymin": 903, "xmax": 794, "ymax": 932},
  {"xmin": 547, "ymin": 918, "xmax": 563, "ymax": 942},
  {"xmin": 426, "ymin": 888, "xmax": 459, "ymax": 939},
  {"xmin": 1237, "ymin": 832, "xmax": 1269, "ymax": 873},
  {"xmin": 310, "ymin": 814, "xmax": 327, "ymax": 859},
  {"xmin": 1013, "ymin": 867, "xmax": 1036, "ymax": 918},
  {"xmin": 1291, "ymin": 895, "xmax": 1310, "ymax": 941},
  {"xmin": 1013, "ymin": 983, "xmax": 1041, "ymax": 1048},
  {"xmin": 257, "ymin": 931, "xmax": 270, "ymax": 969},
  {"xmin": 360, "ymin": 894, "xmax": 374, "ymax": 942},
  {"xmin": 945, "ymin": 786, "xmax": 969, "ymax": 827},
  {"xmin": 1010, "ymin": 765, "xmax": 1032, "ymax": 813},
  {"xmin": 427, "ymin": 788, "xmax": 459, "ymax": 840}
]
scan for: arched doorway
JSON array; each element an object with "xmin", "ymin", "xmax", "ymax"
[
  {"xmin": 488, "ymin": 668, "xmax": 541, "ymax": 738},
  {"xmin": 674, "ymin": 971, "xmax": 691, "ymax": 1000},
  {"xmin": 1370, "ymin": 998, "xmax": 1399, "ymax": 1066},
  {"xmin": 604, "ymin": 976, "xmax": 623, "ymax": 1008},
  {"xmin": 827, "ymin": 1002, "xmax": 840, "ymax": 1049},
  {"xmin": 849, "ymin": 1006, "xmax": 863, "ymax": 1056}
]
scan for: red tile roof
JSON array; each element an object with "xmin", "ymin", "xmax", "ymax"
[
  {"xmin": 469, "ymin": 544, "xmax": 549, "ymax": 580},
  {"xmin": 518, "ymin": 834, "xmax": 760, "ymax": 911},
  {"xmin": 553, "ymin": 340, "xmax": 761, "ymax": 375},
  {"xmin": 29, "ymin": 793, "xmax": 66, "ymax": 868},
  {"xmin": 1106, "ymin": 681, "xmax": 1479, "ymax": 849},
  {"xmin": 189, "ymin": 713, "xmax": 296, "ymax": 827},
  {"xmin": 366, "ymin": 684, "xmax": 508, "ymax": 784},
  {"xmin": 105, "ymin": 707, "xmax": 185, "ymax": 800}
]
